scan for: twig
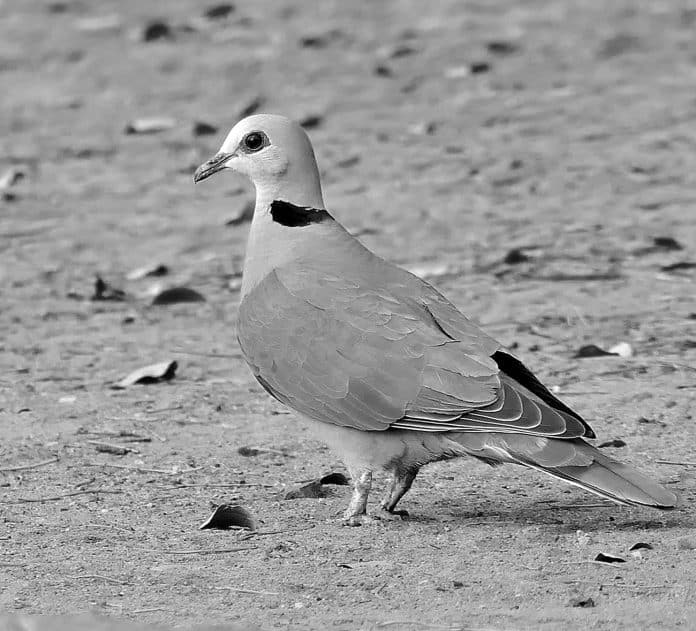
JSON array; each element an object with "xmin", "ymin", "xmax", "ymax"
[
  {"xmin": 158, "ymin": 547, "xmax": 256, "ymax": 555},
  {"xmin": 0, "ymin": 488, "xmax": 123, "ymax": 504},
  {"xmin": 145, "ymin": 405, "xmax": 183, "ymax": 414},
  {"xmin": 656, "ymin": 460, "xmax": 696, "ymax": 467},
  {"xmin": 86, "ymin": 440, "xmax": 138, "ymax": 455},
  {"xmin": 155, "ymin": 482, "xmax": 274, "ymax": 490},
  {"xmin": 132, "ymin": 608, "xmax": 167, "ymax": 614},
  {"xmin": 561, "ymin": 579, "xmax": 671, "ymax": 590},
  {"xmin": 85, "ymin": 462, "xmax": 204, "ymax": 475},
  {"xmin": 0, "ymin": 563, "xmax": 27, "ymax": 567},
  {"xmin": 70, "ymin": 574, "xmax": 129, "ymax": 585},
  {"xmin": 213, "ymin": 586, "xmax": 279, "ymax": 596},
  {"xmin": 0, "ymin": 456, "xmax": 59, "ymax": 473}
]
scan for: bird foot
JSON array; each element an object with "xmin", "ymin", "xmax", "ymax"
[
  {"xmin": 342, "ymin": 513, "xmax": 380, "ymax": 527},
  {"xmin": 378, "ymin": 507, "xmax": 409, "ymax": 521}
]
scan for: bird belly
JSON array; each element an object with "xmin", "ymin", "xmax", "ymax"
[{"xmin": 302, "ymin": 417, "xmax": 467, "ymax": 473}]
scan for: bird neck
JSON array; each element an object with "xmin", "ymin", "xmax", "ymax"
[{"xmin": 240, "ymin": 196, "xmax": 340, "ymax": 299}]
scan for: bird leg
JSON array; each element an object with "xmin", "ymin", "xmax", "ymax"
[
  {"xmin": 342, "ymin": 469, "xmax": 373, "ymax": 526},
  {"xmin": 379, "ymin": 468, "xmax": 417, "ymax": 518}
]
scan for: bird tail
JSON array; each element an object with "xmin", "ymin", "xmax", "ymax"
[{"xmin": 453, "ymin": 432, "xmax": 678, "ymax": 509}]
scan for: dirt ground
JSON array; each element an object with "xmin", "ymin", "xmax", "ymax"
[{"xmin": 2, "ymin": 0, "xmax": 696, "ymax": 629}]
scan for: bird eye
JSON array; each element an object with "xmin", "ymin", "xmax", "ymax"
[{"xmin": 242, "ymin": 131, "xmax": 267, "ymax": 152}]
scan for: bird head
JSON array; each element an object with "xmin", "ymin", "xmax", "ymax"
[{"xmin": 194, "ymin": 114, "xmax": 324, "ymax": 209}]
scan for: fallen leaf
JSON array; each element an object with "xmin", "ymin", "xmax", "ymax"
[
  {"xmin": 608, "ymin": 342, "xmax": 633, "ymax": 358},
  {"xmin": 142, "ymin": 20, "xmax": 173, "ymax": 42},
  {"xmin": 237, "ymin": 446, "xmax": 262, "ymax": 456},
  {"xmin": 569, "ymin": 597, "xmax": 595, "ymax": 608},
  {"xmin": 92, "ymin": 276, "xmax": 126, "ymax": 301},
  {"xmin": 151, "ymin": 287, "xmax": 205, "ymax": 305},
  {"xmin": 319, "ymin": 472, "xmax": 349, "ymax": 485},
  {"xmin": 193, "ymin": 121, "xmax": 218, "ymax": 136},
  {"xmin": 0, "ymin": 167, "xmax": 26, "ymax": 190},
  {"xmin": 299, "ymin": 115, "xmax": 323, "ymax": 130},
  {"xmin": 204, "ymin": 4, "xmax": 235, "ymax": 19},
  {"xmin": 112, "ymin": 360, "xmax": 178, "ymax": 389},
  {"xmin": 652, "ymin": 236, "xmax": 683, "ymax": 251},
  {"xmin": 629, "ymin": 542, "xmax": 653, "ymax": 557},
  {"xmin": 225, "ymin": 200, "xmax": 254, "ymax": 226},
  {"xmin": 126, "ymin": 264, "xmax": 169, "ymax": 281},
  {"xmin": 661, "ymin": 261, "xmax": 696, "ymax": 272},
  {"xmin": 597, "ymin": 439, "xmax": 627, "ymax": 449},
  {"xmin": 200, "ymin": 504, "xmax": 257, "ymax": 531},
  {"xmin": 504, "ymin": 248, "xmax": 530, "ymax": 264},
  {"xmin": 285, "ymin": 472, "xmax": 349, "ymax": 499},
  {"xmin": 239, "ymin": 96, "xmax": 265, "ymax": 118},
  {"xmin": 124, "ymin": 117, "xmax": 176, "ymax": 135},
  {"xmin": 284, "ymin": 480, "xmax": 329, "ymax": 499},
  {"xmin": 573, "ymin": 344, "xmax": 617, "ymax": 358},
  {"xmin": 486, "ymin": 40, "xmax": 519, "ymax": 55},
  {"xmin": 89, "ymin": 440, "xmax": 136, "ymax": 455},
  {"xmin": 594, "ymin": 552, "xmax": 626, "ymax": 564},
  {"xmin": 470, "ymin": 61, "xmax": 491, "ymax": 74}
]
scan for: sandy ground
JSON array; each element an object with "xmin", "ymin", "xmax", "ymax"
[{"xmin": 2, "ymin": 1, "xmax": 696, "ymax": 629}]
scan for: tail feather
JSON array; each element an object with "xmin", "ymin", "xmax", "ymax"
[{"xmin": 455, "ymin": 432, "xmax": 678, "ymax": 509}]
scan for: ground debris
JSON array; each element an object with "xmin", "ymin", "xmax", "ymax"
[
  {"xmin": 126, "ymin": 264, "xmax": 169, "ymax": 280},
  {"xmin": 142, "ymin": 20, "xmax": 173, "ymax": 42},
  {"xmin": 200, "ymin": 504, "xmax": 258, "ymax": 530},
  {"xmin": 125, "ymin": 117, "xmax": 176, "ymax": 134},
  {"xmin": 573, "ymin": 344, "xmax": 617, "ymax": 358},
  {"xmin": 226, "ymin": 200, "xmax": 254, "ymax": 226},
  {"xmin": 92, "ymin": 276, "xmax": 127, "ymax": 301},
  {"xmin": 569, "ymin": 596, "xmax": 595, "ymax": 608},
  {"xmin": 151, "ymin": 287, "xmax": 205, "ymax": 305},
  {"xmin": 112, "ymin": 360, "xmax": 178, "ymax": 389},
  {"xmin": 204, "ymin": 4, "xmax": 235, "ymax": 20},
  {"xmin": 284, "ymin": 472, "xmax": 349, "ymax": 499},
  {"xmin": 597, "ymin": 438, "xmax": 627, "ymax": 449},
  {"xmin": 87, "ymin": 440, "xmax": 138, "ymax": 456},
  {"xmin": 594, "ymin": 552, "xmax": 626, "ymax": 564}
]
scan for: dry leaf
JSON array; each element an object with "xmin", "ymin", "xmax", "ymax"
[
  {"xmin": 92, "ymin": 276, "xmax": 126, "ymax": 301},
  {"xmin": 112, "ymin": 360, "xmax": 177, "ymax": 389},
  {"xmin": 200, "ymin": 504, "xmax": 257, "ymax": 531},
  {"xmin": 151, "ymin": 287, "xmax": 205, "ymax": 305},
  {"xmin": 126, "ymin": 264, "xmax": 169, "ymax": 281},
  {"xmin": 124, "ymin": 117, "xmax": 176, "ymax": 134},
  {"xmin": 594, "ymin": 552, "xmax": 626, "ymax": 564}
]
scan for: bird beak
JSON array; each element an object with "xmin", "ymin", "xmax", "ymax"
[{"xmin": 193, "ymin": 152, "xmax": 233, "ymax": 183}]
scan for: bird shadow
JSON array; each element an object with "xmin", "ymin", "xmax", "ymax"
[{"xmin": 408, "ymin": 502, "xmax": 694, "ymax": 533}]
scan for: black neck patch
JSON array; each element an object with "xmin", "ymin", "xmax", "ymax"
[{"xmin": 270, "ymin": 200, "xmax": 331, "ymax": 227}]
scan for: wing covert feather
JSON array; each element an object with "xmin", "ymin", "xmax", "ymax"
[{"xmin": 237, "ymin": 263, "xmax": 590, "ymax": 440}]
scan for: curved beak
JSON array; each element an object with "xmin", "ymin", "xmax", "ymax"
[{"xmin": 193, "ymin": 152, "xmax": 233, "ymax": 183}]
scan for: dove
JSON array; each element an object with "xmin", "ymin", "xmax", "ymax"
[{"xmin": 194, "ymin": 114, "xmax": 677, "ymax": 525}]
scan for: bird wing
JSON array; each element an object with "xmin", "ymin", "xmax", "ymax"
[{"xmin": 237, "ymin": 262, "xmax": 589, "ymax": 438}]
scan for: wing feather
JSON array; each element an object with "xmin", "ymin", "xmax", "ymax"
[{"xmin": 237, "ymin": 262, "xmax": 592, "ymax": 440}]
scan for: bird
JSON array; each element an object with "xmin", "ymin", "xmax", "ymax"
[{"xmin": 194, "ymin": 114, "xmax": 678, "ymax": 525}]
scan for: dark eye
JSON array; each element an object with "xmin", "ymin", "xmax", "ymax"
[{"xmin": 243, "ymin": 131, "xmax": 267, "ymax": 152}]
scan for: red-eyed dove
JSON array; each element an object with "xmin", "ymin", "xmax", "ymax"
[{"xmin": 194, "ymin": 114, "xmax": 677, "ymax": 525}]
